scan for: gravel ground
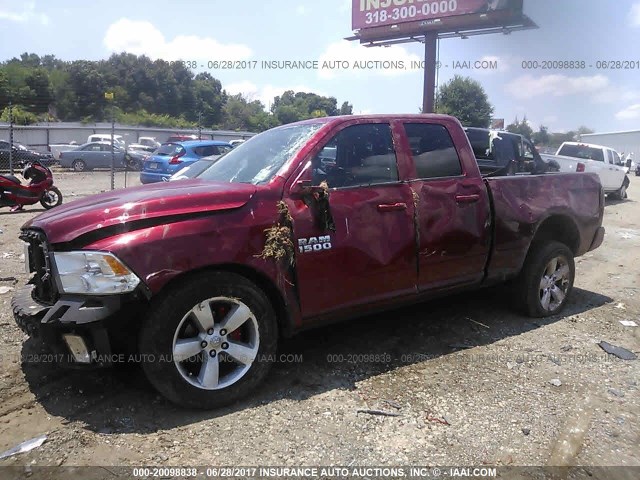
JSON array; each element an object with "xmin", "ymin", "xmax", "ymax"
[{"xmin": 0, "ymin": 171, "xmax": 638, "ymax": 473}]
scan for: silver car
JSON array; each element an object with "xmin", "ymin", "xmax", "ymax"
[{"xmin": 59, "ymin": 142, "xmax": 145, "ymax": 172}]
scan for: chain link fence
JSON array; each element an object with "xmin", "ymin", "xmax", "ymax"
[{"xmin": 1, "ymin": 111, "xmax": 254, "ymax": 191}]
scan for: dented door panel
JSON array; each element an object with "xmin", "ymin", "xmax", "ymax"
[{"xmin": 286, "ymin": 184, "xmax": 417, "ymax": 318}]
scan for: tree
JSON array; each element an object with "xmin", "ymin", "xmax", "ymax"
[
  {"xmin": 434, "ymin": 75, "xmax": 494, "ymax": 127},
  {"xmin": 506, "ymin": 116, "xmax": 534, "ymax": 140},
  {"xmin": 577, "ymin": 126, "xmax": 594, "ymax": 136},
  {"xmin": 222, "ymin": 94, "xmax": 277, "ymax": 132},
  {"xmin": 339, "ymin": 101, "xmax": 353, "ymax": 115},
  {"xmin": 532, "ymin": 125, "xmax": 550, "ymax": 146}
]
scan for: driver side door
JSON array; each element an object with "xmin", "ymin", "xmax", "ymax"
[{"xmin": 286, "ymin": 121, "xmax": 417, "ymax": 320}]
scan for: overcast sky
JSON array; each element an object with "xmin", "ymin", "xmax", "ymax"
[{"xmin": 1, "ymin": 0, "xmax": 639, "ymax": 133}]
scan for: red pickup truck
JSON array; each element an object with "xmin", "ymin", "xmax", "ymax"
[{"xmin": 13, "ymin": 115, "xmax": 605, "ymax": 409}]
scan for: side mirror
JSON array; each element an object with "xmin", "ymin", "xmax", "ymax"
[{"xmin": 290, "ymin": 180, "xmax": 328, "ymax": 198}]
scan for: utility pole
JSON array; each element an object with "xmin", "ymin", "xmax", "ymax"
[
  {"xmin": 8, "ymin": 102, "xmax": 14, "ymax": 175},
  {"xmin": 105, "ymin": 92, "xmax": 115, "ymax": 190},
  {"xmin": 198, "ymin": 111, "xmax": 203, "ymax": 140}
]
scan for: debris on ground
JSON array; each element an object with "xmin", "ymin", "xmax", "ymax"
[
  {"xmin": 0, "ymin": 286, "xmax": 14, "ymax": 295},
  {"xmin": 619, "ymin": 320, "xmax": 638, "ymax": 327},
  {"xmin": 522, "ymin": 428, "xmax": 531, "ymax": 436},
  {"xmin": 356, "ymin": 409, "xmax": 402, "ymax": 417},
  {"xmin": 383, "ymin": 400, "xmax": 402, "ymax": 410},
  {"xmin": 549, "ymin": 379, "xmax": 563, "ymax": 387},
  {"xmin": 449, "ymin": 343, "xmax": 475, "ymax": 350},
  {"xmin": 0, "ymin": 276, "xmax": 17, "ymax": 282},
  {"xmin": 608, "ymin": 388, "xmax": 625, "ymax": 398},
  {"xmin": 598, "ymin": 341, "xmax": 638, "ymax": 360},
  {"xmin": 614, "ymin": 303, "xmax": 626, "ymax": 310},
  {"xmin": 426, "ymin": 415, "xmax": 451, "ymax": 426},
  {"xmin": 468, "ymin": 317, "xmax": 490, "ymax": 329},
  {"xmin": 0, "ymin": 435, "xmax": 47, "ymax": 460}
]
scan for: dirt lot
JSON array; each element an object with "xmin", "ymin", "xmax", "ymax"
[{"xmin": 0, "ymin": 171, "xmax": 638, "ymax": 473}]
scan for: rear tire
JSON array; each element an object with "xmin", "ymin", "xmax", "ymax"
[
  {"xmin": 139, "ymin": 272, "xmax": 278, "ymax": 409},
  {"xmin": 514, "ymin": 241, "xmax": 575, "ymax": 317},
  {"xmin": 72, "ymin": 160, "xmax": 87, "ymax": 172},
  {"xmin": 40, "ymin": 187, "xmax": 63, "ymax": 209}
]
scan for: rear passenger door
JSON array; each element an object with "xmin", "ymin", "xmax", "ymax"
[{"xmin": 401, "ymin": 122, "xmax": 491, "ymax": 290}]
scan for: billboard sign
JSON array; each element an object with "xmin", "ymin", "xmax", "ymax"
[{"xmin": 352, "ymin": 0, "xmax": 523, "ymax": 30}]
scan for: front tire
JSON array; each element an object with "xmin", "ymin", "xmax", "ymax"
[
  {"xmin": 515, "ymin": 241, "xmax": 575, "ymax": 317},
  {"xmin": 40, "ymin": 187, "xmax": 63, "ymax": 209},
  {"xmin": 139, "ymin": 272, "xmax": 278, "ymax": 409}
]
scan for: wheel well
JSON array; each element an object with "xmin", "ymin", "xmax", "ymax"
[
  {"xmin": 531, "ymin": 216, "xmax": 580, "ymax": 255},
  {"xmin": 154, "ymin": 264, "xmax": 293, "ymax": 338}
]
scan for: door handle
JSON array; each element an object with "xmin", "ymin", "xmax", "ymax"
[
  {"xmin": 377, "ymin": 202, "xmax": 407, "ymax": 212},
  {"xmin": 455, "ymin": 194, "xmax": 481, "ymax": 204}
]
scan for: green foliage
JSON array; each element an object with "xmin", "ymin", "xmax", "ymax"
[
  {"xmin": 271, "ymin": 91, "xmax": 340, "ymax": 125},
  {"xmin": 0, "ymin": 52, "xmax": 353, "ymax": 132},
  {"xmin": 506, "ymin": 116, "xmax": 534, "ymax": 140},
  {"xmin": 434, "ymin": 75, "xmax": 494, "ymax": 127},
  {"xmin": 0, "ymin": 105, "xmax": 39, "ymax": 125},
  {"xmin": 115, "ymin": 109, "xmax": 197, "ymax": 129}
]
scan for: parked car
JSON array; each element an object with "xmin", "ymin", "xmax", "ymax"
[
  {"xmin": 59, "ymin": 142, "xmax": 145, "ymax": 171},
  {"xmin": 140, "ymin": 140, "xmax": 232, "ymax": 183},
  {"xmin": 87, "ymin": 134, "xmax": 126, "ymax": 149},
  {"xmin": 48, "ymin": 142, "xmax": 79, "ymax": 160},
  {"xmin": 168, "ymin": 154, "xmax": 224, "ymax": 181},
  {"xmin": 553, "ymin": 142, "xmax": 629, "ymax": 199},
  {"xmin": 129, "ymin": 136, "xmax": 160, "ymax": 153},
  {"xmin": 166, "ymin": 134, "xmax": 198, "ymax": 143},
  {"xmin": 0, "ymin": 141, "xmax": 56, "ymax": 169},
  {"xmin": 12, "ymin": 114, "xmax": 605, "ymax": 409}
]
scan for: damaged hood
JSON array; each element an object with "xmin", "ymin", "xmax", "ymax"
[{"xmin": 24, "ymin": 179, "xmax": 257, "ymax": 244}]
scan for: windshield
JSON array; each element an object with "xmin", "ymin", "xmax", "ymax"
[
  {"xmin": 172, "ymin": 158, "xmax": 219, "ymax": 179},
  {"xmin": 196, "ymin": 123, "xmax": 323, "ymax": 184}
]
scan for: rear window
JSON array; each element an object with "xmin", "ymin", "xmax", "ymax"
[
  {"xmin": 193, "ymin": 145, "xmax": 229, "ymax": 157},
  {"xmin": 156, "ymin": 143, "xmax": 185, "ymax": 156},
  {"xmin": 404, "ymin": 123, "xmax": 462, "ymax": 179},
  {"xmin": 558, "ymin": 144, "xmax": 604, "ymax": 162}
]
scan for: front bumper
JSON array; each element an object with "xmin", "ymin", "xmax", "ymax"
[{"xmin": 12, "ymin": 285, "xmax": 133, "ymax": 367}]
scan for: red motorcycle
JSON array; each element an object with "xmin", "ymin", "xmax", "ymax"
[{"xmin": 0, "ymin": 161, "xmax": 63, "ymax": 212}]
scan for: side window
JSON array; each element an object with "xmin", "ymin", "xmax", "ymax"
[
  {"xmin": 404, "ymin": 123, "xmax": 462, "ymax": 179},
  {"xmin": 311, "ymin": 123, "xmax": 399, "ymax": 188},
  {"xmin": 611, "ymin": 151, "xmax": 621, "ymax": 165},
  {"xmin": 606, "ymin": 149, "xmax": 614, "ymax": 164}
]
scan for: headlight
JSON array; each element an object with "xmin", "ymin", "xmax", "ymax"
[{"xmin": 52, "ymin": 251, "xmax": 140, "ymax": 295}]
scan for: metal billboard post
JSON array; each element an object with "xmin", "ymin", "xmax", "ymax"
[{"xmin": 423, "ymin": 32, "xmax": 438, "ymax": 114}]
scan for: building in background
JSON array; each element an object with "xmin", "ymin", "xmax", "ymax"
[{"xmin": 580, "ymin": 130, "xmax": 640, "ymax": 158}]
